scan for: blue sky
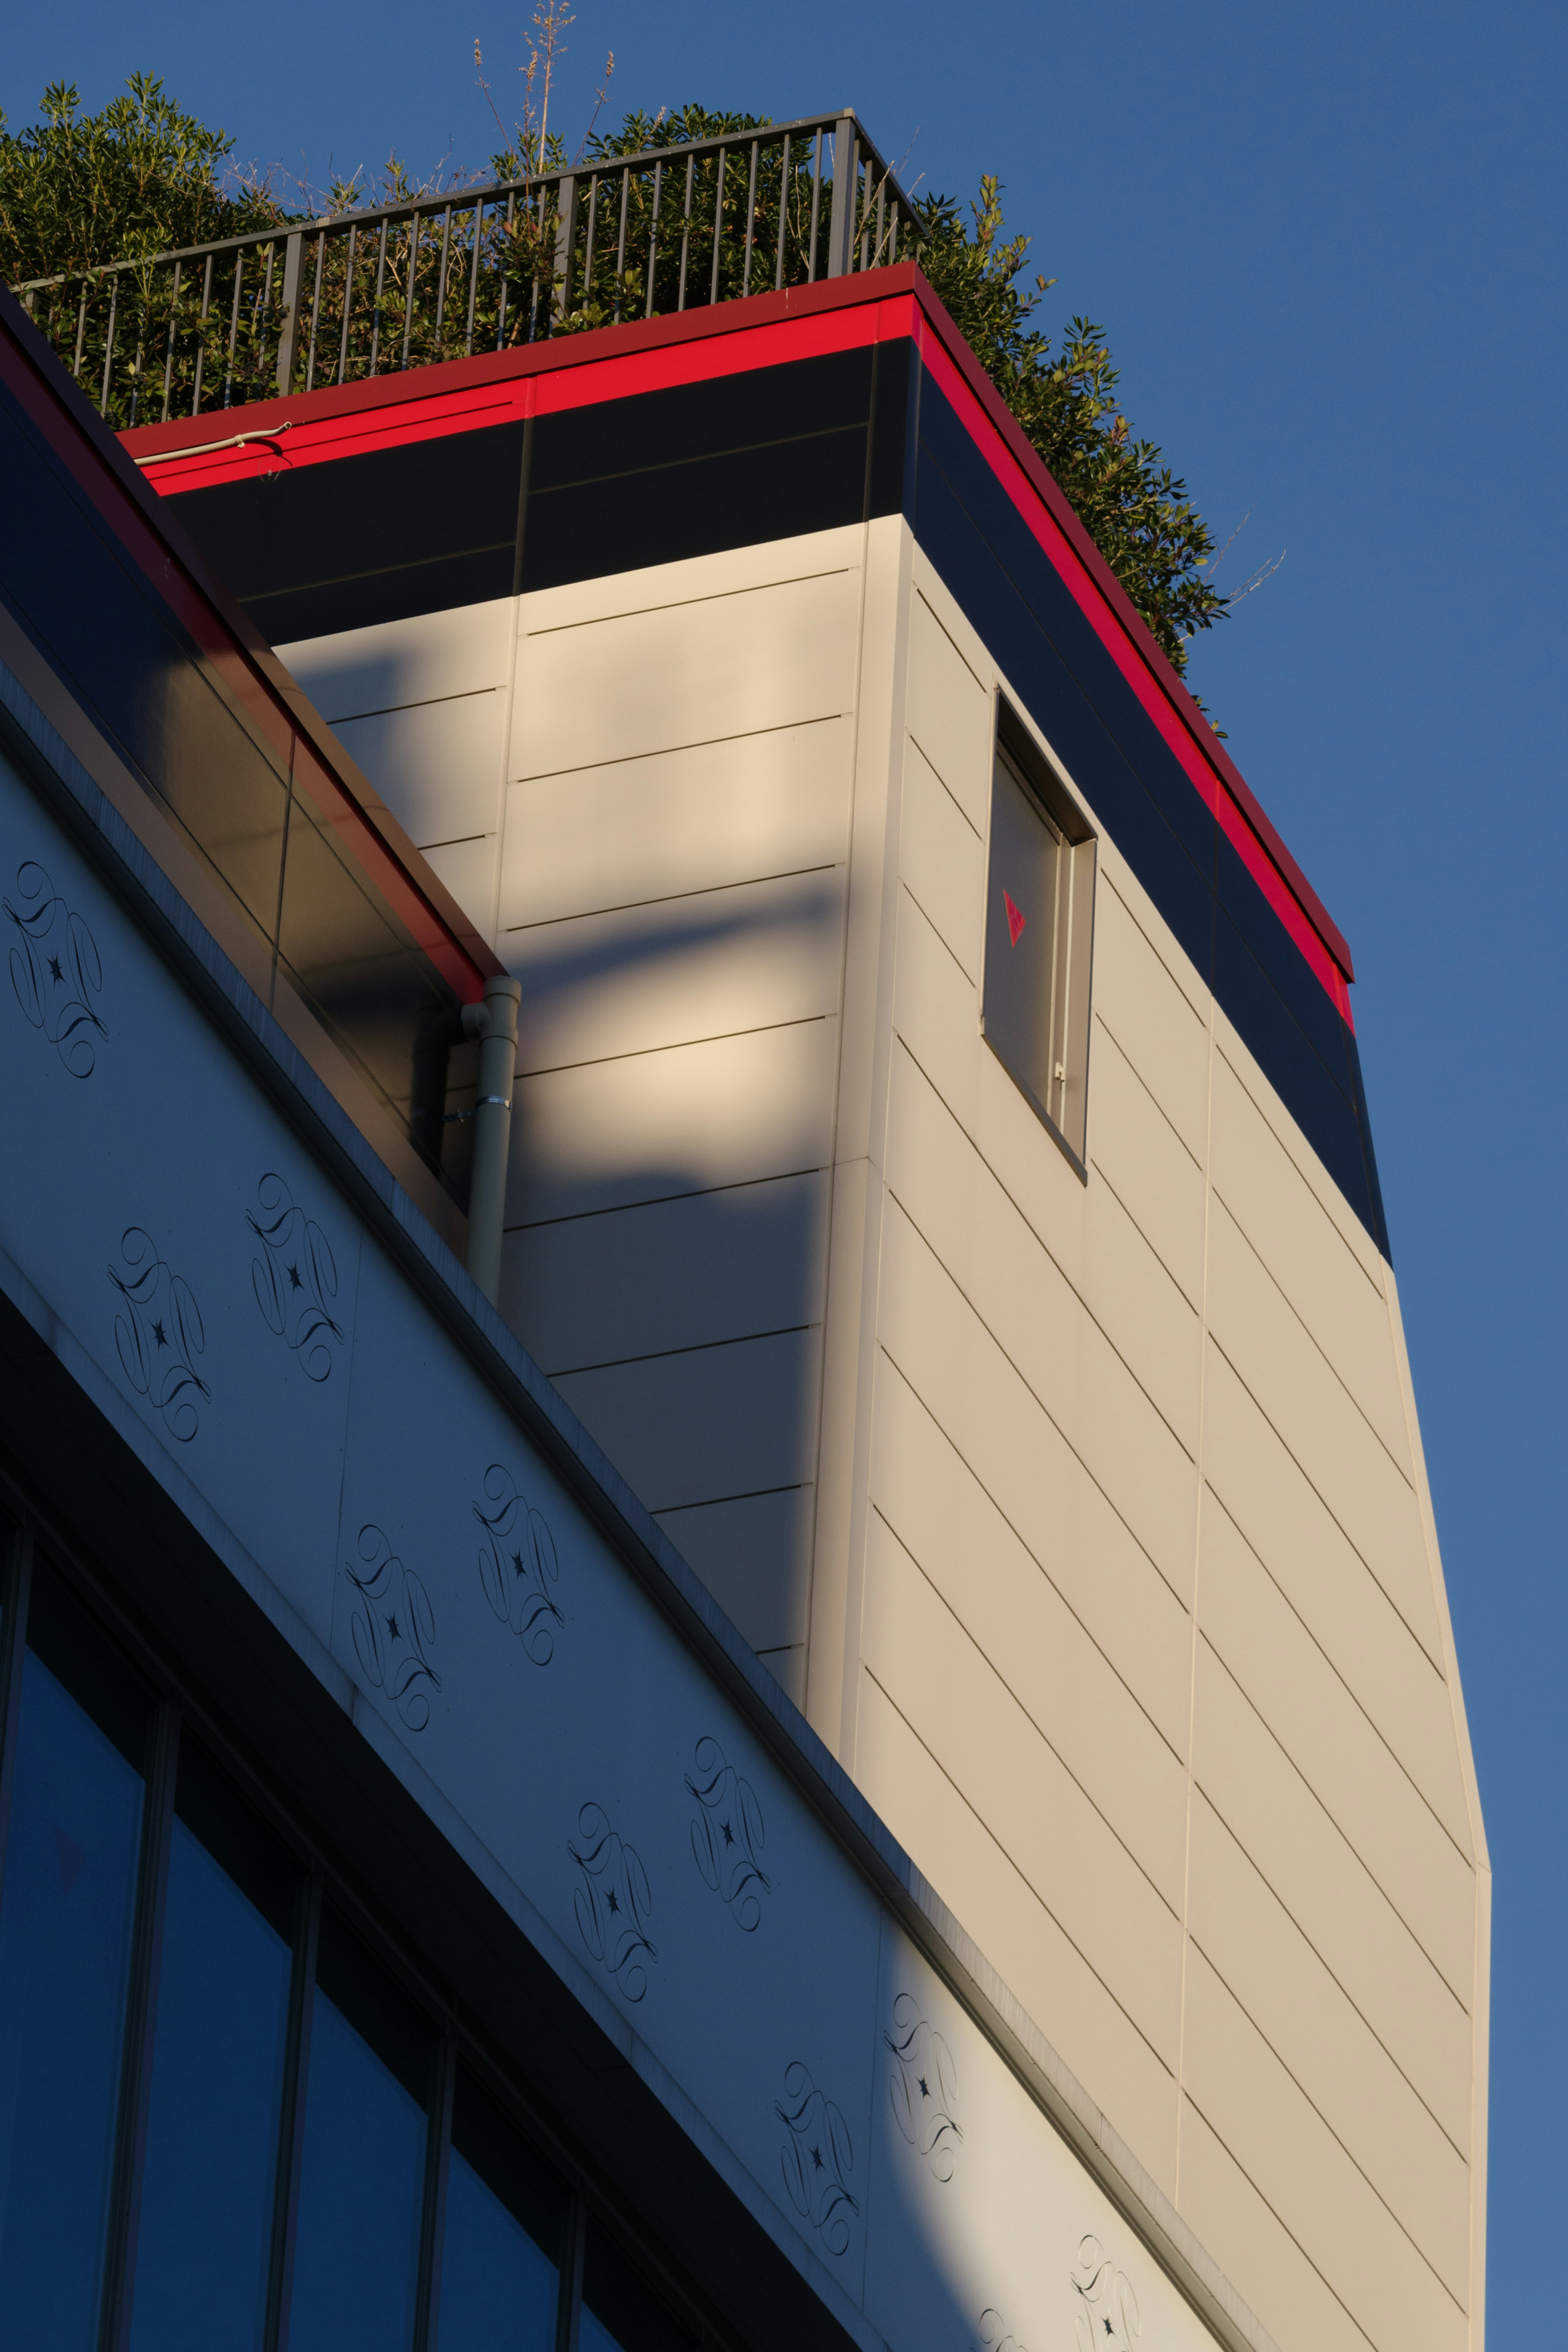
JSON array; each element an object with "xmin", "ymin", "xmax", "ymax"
[{"xmin": 6, "ymin": 0, "xmax": 1564, "ymax": 2308}]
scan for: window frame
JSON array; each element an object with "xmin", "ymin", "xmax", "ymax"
[
  {"xmin": 980, "ymin": 695, "xmax": 1097, "ymax": 1176},
  {"xmin": 0, "ymin": 1505, "xmax": 721, "ymax": 2352}
]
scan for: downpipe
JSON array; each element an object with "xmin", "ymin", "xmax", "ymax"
[{"xmin": 461, "ymin": 975, "xmax": 522, "ymax": 1306}]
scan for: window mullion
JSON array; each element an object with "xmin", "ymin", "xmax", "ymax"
[
  {"xmin": 0, "ymin": 1518, "xmax": 35, "ymax": 1901},
  {"xmin": 557, "ymin": 2191, "xmax": 587, "ymax": 2352},
  {"xmin": 99, "ymin": 1695, "xmax": 182, "ymax": 2352},
  {"xmin": 267, "ymin": 1870, "xmax": 323, "ymax": 2352},
  {"xmin": 413, "ymin": 2029, "xmax": 458, "ymax": 2352}
]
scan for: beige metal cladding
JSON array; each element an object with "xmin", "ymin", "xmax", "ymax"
[
  {"xmin": 815, "ymin": 540, "xmax": 1488, "ymax": 2352},
  {"xmin": 277, "ymin": 510, "xmax": 1486, "ymax": 2352}
]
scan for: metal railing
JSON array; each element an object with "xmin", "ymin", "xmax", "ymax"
[{"xmin": 14, "ymin": 110, "xmax": 920, "ymax": 432}]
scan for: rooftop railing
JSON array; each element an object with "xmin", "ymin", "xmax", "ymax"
[{"xmin": 14, "ymin": 109, "xmax": 919, "ymax": 432}]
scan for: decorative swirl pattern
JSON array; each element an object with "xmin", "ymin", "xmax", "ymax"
[
  {"xmin": 108, "ymin": 1228, "xmax": 210, "ymax": 1441},
  {"xmin": 886, "ymin": 1992, "xmax": 962, "ymax": 2179},
  {"xmin": 775, "ymin": 2061, "xmax": 859, "ymax": 2256},
  {"xmin": 4, "ymin": 861, "xmax": 107, "ymax": 1077},
  {"xmin": 686, "ymin": 1736, "xmax": 770, "ymax": 1931},
  {"xmin": 474, "ymin": 1464, "xmax": 564, "ymax": 1664},
  {"xmin": 1071, "ymin": 2236, "xmax": 1140, "ymax": 2352},
  {"xmin": 974, "ymin": 2310, "xmax": 1027, "ymax": 2352},
  {"xmin": 569, "ymin": 1805, "xmax": 657, "ymax": 2000},
  {"xmin": 344, "ymin": 1524, "xmax": 441, "ymax": 1731},
  {"xmin": 246, "ymin": 1173, "xmax": 343, "ymax": 1381}
]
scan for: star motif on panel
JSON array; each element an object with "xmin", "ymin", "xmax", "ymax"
[
  {"xmin": 918, "ymin": 2075, "xmax": 930, "ymax": 2098},
  {"xmin": 46, "ymin": 953, "xmax": 64, "ymax": 984},
  {"xmin": 151, "ymin": 1317, "xmax": 169, "ymax": 1349},
  {"xmin": 810, "ymin": 2143, "xmax": 825, "ymax": 2171},
  {"xmin": 720, "ymin": 1817, "xmax": 735, "ymax": 1847},
  {"xmin": 384, "ymin": 1611, "xmax": 401, "ymax": 1642},
  {"xmin": 286, "ymin": 1260, "xmax": 303, "ymax": 1291}
]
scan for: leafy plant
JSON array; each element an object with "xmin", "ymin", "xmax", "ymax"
[{"xmin": 0, "ymin": 75, "xmax": 286, "ymax": 286}]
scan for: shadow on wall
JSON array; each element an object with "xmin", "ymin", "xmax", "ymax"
[{"xmin": 494, "ymin": 885, "xmax": 844, "ymax": 1698}]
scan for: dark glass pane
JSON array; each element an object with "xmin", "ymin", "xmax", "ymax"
[
  {"xmin": 276, "ymin": 791, "xmax": 457, "ymax": 1172},
  {"xmin": 438, "ymin": 2072, "xmax": 564, "ymax": 2352},
  {"xmin": 580, "ymin": 2224, "xmax": 693, "ymax": 2352},
  {"xmin": 288, "ymin": 1913, "xmax": 433, "ymax": 2352},
  {"xmin": 0, "ymin": 1573, "xmax": 152, "ymax": 2351},
  {"xmin": 984, "ymin": 750, "xmax": 1066, "ymax": 1119},
  {"xmin": 129, "ymin": 1746, "xmax": 301, "ymax": 2352}
]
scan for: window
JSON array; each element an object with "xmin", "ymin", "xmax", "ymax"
[
  {"xmin": 0, "ymin": 1529, "xmax": 721, "ymax": 2352},
  {"xmin": 981, "ymin": 701, "xmax": 1096, "ymax": 1167}
]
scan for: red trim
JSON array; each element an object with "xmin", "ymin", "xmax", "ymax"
[
  {"xmin": 1, "ymin": 289, "xmax": 499, "ymax": 1001},
  {"xmin": 117, "ymin": 259, "xmax": 1354, "ymax": 1005}
]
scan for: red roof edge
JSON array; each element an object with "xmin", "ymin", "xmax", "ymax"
[
  {"xmin": 0, "ymin": 286, "xmax": 504, "ymax": 1000},
  {"xmin": 904, "ymin": 267, "xmax": 1354, "ymax": 985}
]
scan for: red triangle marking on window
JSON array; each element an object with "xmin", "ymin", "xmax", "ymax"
[{"xmin": 1003, "ymin": 888, "xmax": 1027, "ymax": 948}]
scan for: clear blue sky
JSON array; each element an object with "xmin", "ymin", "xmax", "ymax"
[{"xmin": 6, "ymin": 0, "xmax": 1563, "ymax": 2305}]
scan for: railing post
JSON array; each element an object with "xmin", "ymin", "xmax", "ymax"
[
  {"xmin": 553, "ymin": 174, "xmax": 579, "ymax": 328},
  {"xmin": 276, "ymin": 230, "xmax": 305, "ymax": 397},
  {"xmin": 825, "ymin": 112, "xmax": 857, "ymax": 277}
]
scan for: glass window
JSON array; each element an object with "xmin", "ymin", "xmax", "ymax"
[
  {"xmin": 437, "ymin": 2070, "xmax": 564, "ymax": 2350},
  {"xmin": 981, "ymin": 708, "xmax": 1096, "ymax": 1166},
  {"xmin": 129, "ymin": 1743, "xmax": 301, "ymax": 2352},
  {"xmin": 288, "ymin": 1911, "xmax": 434, "ymax": 2352},
  {"xmin": 0, "ymin": 1572, "xmax": 153, "ymax": 2352},
  {"xmin": 580, "ymin": 2223, "xmax": 694, "ymax": 2352}
]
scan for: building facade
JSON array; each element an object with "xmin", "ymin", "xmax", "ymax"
[{"xmin": 0, "ymin": 203, "xmax": 1486, "ymax": 2352}]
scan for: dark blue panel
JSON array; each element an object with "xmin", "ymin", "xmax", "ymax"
[
  {"xmin": 915, "ymin": 377, "xmax": 1218, "ymax": 874},
  {"xmin": 912, "ymin": 437, "xmax": 1216, "ymax": 982},
  {"xmin": 1216, "ymin": 833, "xmax": 1353, "ymax": 1099},
  {"xmin": 1341, "ymin": 1023, "xmax": 1392, "ymax": 1263},
  {"xmin": 1214, "ymin": 914, "xmax": 1377, "ymax": 1233}
]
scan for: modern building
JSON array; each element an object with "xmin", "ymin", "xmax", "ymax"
[{"xmin": 0, "ymin": 113, "xmax": 1486, "ymax": 2352}]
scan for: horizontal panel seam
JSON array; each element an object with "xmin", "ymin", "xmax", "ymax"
[
  {"xmin": 522, "ymin": 562, "xmax": 856, "ymax": 636},
  {"xmin": 550, "ymin": 1322, "xmax": 815, "ymax": 1380},
  {"xmin": 507, "ymin": 707, "xmax": 848, "ymax": 786},
  {"xmin": 503, "ymin": 1165, "xmax": 828, "ymax": 1234},
  {"xmin": 503, "ymin": 862, "xmax": 842, "ymax": 935},
  {"xmin": 512, "ymin": 1010, "xmax": 829, "ymax": 1081}
]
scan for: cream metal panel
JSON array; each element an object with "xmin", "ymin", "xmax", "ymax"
[
  {"xmin": 1206, "ymin": 1196, "xmax": 1442, "ymax": 1670},
  {"xmin": 417, "ymin": 832, "xmax": 497, "ymax": 933},
  {"xmin": 1176, "ymin": 2102, "xmax": 1371, "ymax": 2352},
  {"xmin": 1211, "ymin": 1011, "xmax": 1386, "ymax": 1292},
  {"xmin": 1088, "ymin": 1019, "xmax": 1207, "ymax": 1311},
  {"xmin": 869, "ymin": 1352, "xmax": 1188, "ymax": 1906},
  {"xmin": 905, "ymin": 590, "xmax": 992, "ymax": 831},
  {"xmin": 861, "ymin": 1509, "xmax": 1185, "ymax": 2061},
  {"xmin": 1192, "ymin": 1639, "xmax": 1474, "ymax": 2144},
  {"xmin": 512, "ymin": 548, "xmax": 861, "ymax": 782},
  {"xmin": 874, "ymin": 1204, "xmax": 1194, "ymax": 1754},
  {"xmin": 504, "ymin": 867, "xmax": 847, "ymax": 1076},
  {"xmin": 1199, "ymin": 1492, "xmax": 1477, "ymax": 2010},
  {"xmin": 853, "ymin": 1668, "xmax": 1181, "ymax": 2197},
  {"xmin": 1199, "ymin": 1344, "xmax": 1473, "ymax": 1850},
  {"xmin": 330, "ymin": 687, "xmax": 506, "ymax": 849},
  {"xmin": 1187, "ymin": 1792, "xmax": 1472, "ymax": 2290},
  {"xmin": 499, "ymin": 715, "xmax": 853, "ymax": 930},
  {"xmin": 1209, "ymin": 1049, "xmax": 1408, "ymax": 1462},
  {"xmin": 1181, "ymin": 1949, "xmax": 1468, "ymax": 2352},
  {"xmin": 502, "ymin": 1170, "xmax": 829, "ymax": 1376},
  {"xmin": 897, "ymin": 737, "xmax": 985, "ymax": 981},
  {"xmin": 883, "ymin": 1027, "xmax": 1201, "ymax": 1564},
  {"xmin": 276, "ymin": 593, "xmax": 513, "ymax": 718},
  {"xmin": 505, "ymin": 1016, "xmax": 840, "ymax": 1226},
  {"xmin": 1089, "ymin": 876, "xmax": 1212, "ymax": 1164}
]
